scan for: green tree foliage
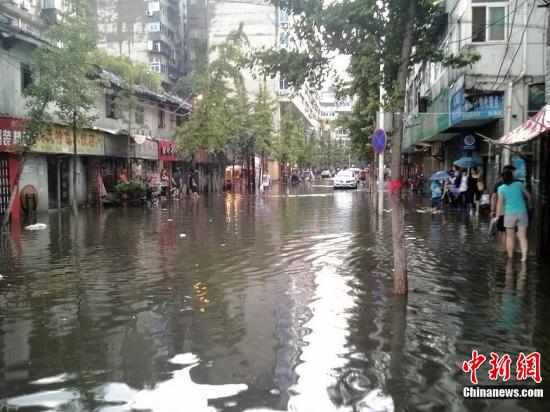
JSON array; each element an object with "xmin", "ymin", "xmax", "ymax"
[
  {"xmin": 315, "ymin": 138, "xmax": 349, "ymax": 170},
  {"xmin": 174, "ymin": 25, "xmax": 276, "ymax": 167},
  {"xmin": 24, "ymin": 0, "xmax": 99, "ymax": 214},
  {"xmin": 91, "ymin": 48, "xmax": 162, "ymax": 93},
  {"xmin": 276, "ymin": 109, "xmax": 313, "ymax": 168}
]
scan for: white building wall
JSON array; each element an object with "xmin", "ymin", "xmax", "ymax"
[
  {"xmin": 208, "ymin": 0, "xmax": 278, "ymax": 98},
  {"xmin": 0, "ymin": 41, "xmax": 33, "ymax": 118}
]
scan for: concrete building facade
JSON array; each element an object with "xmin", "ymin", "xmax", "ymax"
[
  {"xmin": 403, "ymin": 0, "xmax": 546, "ymax": 186},
  {"xmin": 94, "ymin": 0, "xmax": 188, "ymax": 89}
]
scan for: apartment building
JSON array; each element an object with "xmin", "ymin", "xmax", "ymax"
[
  {"xmin": 0, "ymin": 9, "xmax": 190, "ymax": 218},
  {"xmin": 94, "ymin": 0, "xmax": 187, "ymax": 88},
  {"xmin": 188, "ymin": 1, "xmax": 321, "ymax": 139},
  {"xmin": 318, "ymin": 87, "xmax": 352, "ymax": 143},
  {"xmin": 403, "ymin": 0, "xmax": 546, "ymax": 186}
]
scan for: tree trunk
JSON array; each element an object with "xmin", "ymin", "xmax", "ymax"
[
  {"xmin": 1, "ymin": 152, "xmax": 27, "ymax": 231},
  {"xmin": 72, "ymin": 116, "xmax": 78, "ymax": 215},
  {"xmin": 389, "ymin": 0, "xmax": 417, "ymax": 295}
]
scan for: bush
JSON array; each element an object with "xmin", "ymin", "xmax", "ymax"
[{"xmin": 114, "ymin": 180, "xmax": 148, "ymax": 199}]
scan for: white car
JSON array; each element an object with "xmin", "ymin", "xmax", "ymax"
[
  {"xmin": 333, "ymin": 170, "xmax": 358, "ymax": 189},
  {"xmin": 320, "ymin": 170, "xmax": 332, "ymax": 178}
]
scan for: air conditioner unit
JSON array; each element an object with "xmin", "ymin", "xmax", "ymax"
[
  {"xmin": 280, "ymin": 22, "xmax": 289, "ymax": 29},
  {"xmin": 21, "ymin": 0, "xmax": 30, "ymax": 10},
  {"xmin": 10, "ymin": 0, "xmax": 20, "ymax": 5},
  {"xmin": 146, "ymin": 10, "xmax": 153, "ymax": 16}
]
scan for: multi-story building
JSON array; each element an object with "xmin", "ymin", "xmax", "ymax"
[
  {"xmin": 403, "ymin": 0, "xmax": 550, "ymax": 254},
  {"xmin": 0, "ymin": 9, "xmax": 190, "ymax": 218},
  {"xmin": 403, "ymin": 0, "xmax": 546, "ymax": 188},
  {"xmin": 187, "ymin": 1, "xmax": 321, "ymax": 141},
  {"xmin": 95, "ymin": 0, "xmax": 187, "ymax": 89},
  {"xmin": 318, "ymin": 87, "xmax": 352, "ymax": 143}
]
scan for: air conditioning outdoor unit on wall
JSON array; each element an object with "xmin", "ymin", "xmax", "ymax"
[{"xmin": 146, "ymin": 10, "xmax": 153, "ymax": 16}]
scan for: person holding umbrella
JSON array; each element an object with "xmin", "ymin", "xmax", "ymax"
[{"xmin": 429, "ymin": 171, "xmax": 449, "ymax": 212}]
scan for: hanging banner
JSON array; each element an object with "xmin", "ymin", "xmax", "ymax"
[{"xmin": 372, "ymin": 128, "xmax": 387, "ymax": 154}]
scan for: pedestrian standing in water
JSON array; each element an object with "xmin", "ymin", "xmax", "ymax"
[
  {"xmin": 491, "ymin": 165, "xmax": 517, "ymax": 250},
  {"xmin": 430, "ymin": 179, "xmax": 443, "ymax": 212},
  {"xmin": 261, "ymin": 169, "xmax": 272, "ymax": 195},
  {"xmin": 172, "ymin": 168, "xmax": 182, "ymax": 199},
  {"xmin": 188, "ymin": 166, "xmax": 200, "ymax": 199},
  {"xmin": 494, "ymin": 169, "xmax": 532, "ymax": 262}
]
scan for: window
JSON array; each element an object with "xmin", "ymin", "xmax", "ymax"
[
  {"xmin": 279, "ymin": 79, "xmax": 292, "ymax": 90},
  {"xmin": 20, "ymin": 63, "xmax": 32, "ymax": 90},
  {"xmin": 472, "ymin": 5, "xmax": 506, "ymax": 42},
  {"xmin": 158, "ymin": 106, "xmax": 165, "ymax": 128},
  {"xmin": 105, "ymin": 93, "xmax": 118, "ymax": 118},
  {"xmin": 148, "ymin": 22, "xmax": 160, "ymax": 32},
  {"xmin": 528, "ymin": 83, "xmax": 545, "ymax": 117},
  {"xmin": 149, "ymin": 62, "xmax": 161, "ymax": 73},
  {"xmin": 279, "ymin": 9, "xmax": 289, "ymax": 25},
  {"xmin": 279, "ymin": 32, "xmax": 289, "ymax": 45},
  {"xmin": 135, "ymin": 107, "xmax": 144, "ymax": 124}
]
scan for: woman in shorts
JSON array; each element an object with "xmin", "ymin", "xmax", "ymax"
[{"xmin": 494, "ymin": 169, "xmax": 532, "ymax": 262}]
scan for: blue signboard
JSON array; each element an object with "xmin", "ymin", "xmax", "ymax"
[
  {"xmin": 450, "ymin": 88, "xmax": 464, "ymax": 125},
  {"xmin": 372, "ymin": 128, "xmax": 387, "ymax": 154},
  {"xmin": 463, "ymin": 93, "xmax": 504, "ymax": 120}
]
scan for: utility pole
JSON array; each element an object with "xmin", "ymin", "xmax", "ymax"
[
  {"xmin": 542, "ymin": 1, "xmax": 550, "ymax": 104},
  {"xmin": 378, "ymin": 82, "xmax": 385, "ymax": 215}
]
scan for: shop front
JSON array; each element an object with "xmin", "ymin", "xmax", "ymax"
[
  {"xmin": 0, "ymin": 117, "xmax": 25, "ymax": 220},
  {"xmin": 132, "ymin": 137, "xmax": 158, "ymax": 180},
  {"xmin": 32, "ymin": 125, "xmax": 105, "ymax": 210},
  {"xmin": 104, "ymin": 134, "xmax": 130, "ymax": 192},
  {"xmin": 158, "ymin": 139, "xmax": 180, "ymax": 181}
]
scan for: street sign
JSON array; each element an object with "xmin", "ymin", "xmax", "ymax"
[{"xmin": 372, "ymin": 128, "xmax": 387, "ymax": 154}]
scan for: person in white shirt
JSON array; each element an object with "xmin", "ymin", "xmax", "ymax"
[{"xmin": 261, "ymin": 170, "xmax": 272, "ymax": 195}]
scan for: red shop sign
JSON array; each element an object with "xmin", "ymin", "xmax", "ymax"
[
  {"xmin": 0, "ymin": 117, "xmax": 26, "ymax": 152},
  {"xmin": 158, "ymin": 139, "xmax": 180, "ymax": 161}
]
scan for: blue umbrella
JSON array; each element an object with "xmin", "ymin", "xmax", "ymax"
[
  {"xmin": 453, "ymin": 156, "xmax": 482, "ymax": 169},
  {"xmin": 430, "ymin": 171, "xmax": 451, "ymax": 181}
]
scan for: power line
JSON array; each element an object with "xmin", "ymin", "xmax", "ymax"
[
  {"xmin": 493, "ymin": 0, "xmax": 537, "ymax": 91},
  {"xmin": 490, "ymin": 0, "xmax": 520, "ymax": 90}
]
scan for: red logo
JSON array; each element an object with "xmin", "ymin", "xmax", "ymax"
[{"xmin": 463, "ymin": 351, "xmax": 542, "ymax": 384}]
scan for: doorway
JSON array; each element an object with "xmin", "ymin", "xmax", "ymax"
[
  {"xmin": 47, "ymin": 157, "xmax": 70, "ymax": 209},
  {"xmin": 0, "ymin": 154, "xmax": 9, "ymax": 217}
]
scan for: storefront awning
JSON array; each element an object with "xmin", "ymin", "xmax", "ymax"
[{"xmin": 498, "ymin": 105, "xmax": 550, "ymax": 145}]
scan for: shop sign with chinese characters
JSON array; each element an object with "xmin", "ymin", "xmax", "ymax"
[
  {"xmin": 158, "ymin": 139, "xmax": 180, "ymax": 161},
  {"xmin": 34, "ymin": 126, "xmax": 105, "ymax": 156},
  {"xmin": 0, "ymin": 117, "xmax": 25, "ymax": 151}
]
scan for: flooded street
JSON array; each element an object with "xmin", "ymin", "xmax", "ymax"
[{"xmin": 0, "ymin": 182, "xmax": 548, "ymax": 412}]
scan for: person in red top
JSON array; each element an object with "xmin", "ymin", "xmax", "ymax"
[{"xmin": 118, "ymin": 168, "xmax": 128, "ymax": 183}]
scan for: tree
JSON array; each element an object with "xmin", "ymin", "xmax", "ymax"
[
  {"xmin": 92, "ymin": 49, "xmax": 164, "ymax": 178},
  {"xmin": 26, "ymin": 0, "xmax": 99, "ymax": 215},
  {"xmin": 251, "ymin": 0, "xmax": 479, "ymax": 294},
  {"xmin": 276, "ymin": 109, "xmax": 308, "ymax": 170}
]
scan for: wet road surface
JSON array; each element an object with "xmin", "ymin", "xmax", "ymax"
[{"xmin": 0, "ymin": 181, "xmax": 549, "ymax": 411}]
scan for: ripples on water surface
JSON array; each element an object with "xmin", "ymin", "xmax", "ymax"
[{"xmin": 0, "ymin": 183, "xmax": 548, "ymax": 411}]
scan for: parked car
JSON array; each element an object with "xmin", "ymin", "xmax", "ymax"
[
  {"xmin": 333, "ymin": 169, "xmax": 358, "ymax": 189},
  {"xmin": 320, "ymin": 170, "xmax": 332, "ymax": 178}
]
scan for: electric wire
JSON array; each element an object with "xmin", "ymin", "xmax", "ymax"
[
  {"xmin": 490, "ymin": 0, "xmax": 519, "ymax": 91},
  {"xmin": 492, "ymin": 0, "xmax": 537, "ymax": 92}
]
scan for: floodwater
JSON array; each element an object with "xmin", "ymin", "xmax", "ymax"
[{"xmin": 0, "ymin": 181, "xmax": 548, "ymax": 412}]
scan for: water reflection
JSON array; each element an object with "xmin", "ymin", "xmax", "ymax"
[{"xmin": 0, "ymin": 186, "xmax": 548, "ymax": 411}]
